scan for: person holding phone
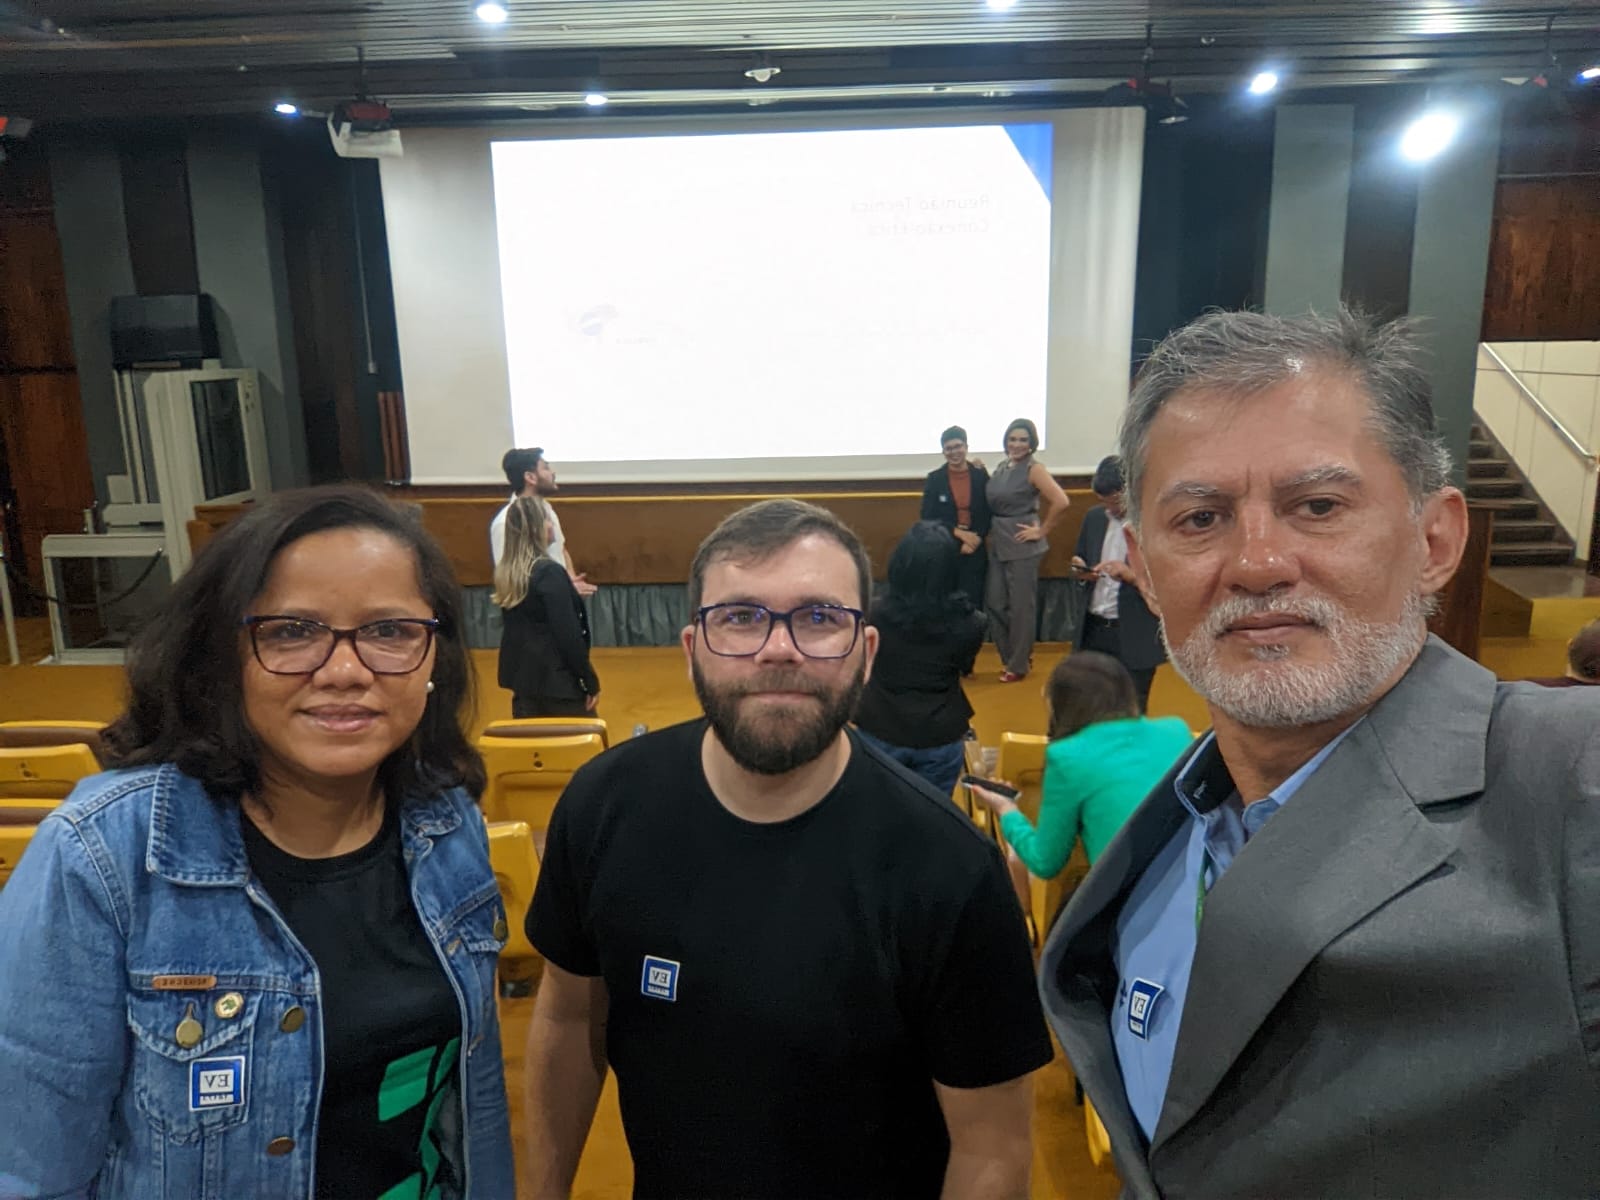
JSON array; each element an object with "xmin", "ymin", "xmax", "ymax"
[
  {"xmin": 969, "ymin": 652, "xmax": 1191, "ymax": 878},
  {"xmin": 1071, "ymin": 455, "xmax": 1166, "ymax": 711}
]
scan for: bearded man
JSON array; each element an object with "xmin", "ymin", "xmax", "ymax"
[
  {"xmin": 1040, "ymin": 308, "xmax": 1600, "ymax": 1199},
  {"xmin": 523, "ymin": 498, "xmax": 1052, "ymax": 1200}
]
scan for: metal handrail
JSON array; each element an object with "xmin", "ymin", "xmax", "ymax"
[{"xmin": 1480, "ymin": 344, "xmax": 1599, "ymax": 466}]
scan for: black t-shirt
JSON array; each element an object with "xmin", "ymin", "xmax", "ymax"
[
  {"xmin": 244, "ymin": 804, "xmax": 464, "ymax": 1200},
  {"xmin": 527, "ymin": 720, "xmax": 1054, "ymax": 1200}
]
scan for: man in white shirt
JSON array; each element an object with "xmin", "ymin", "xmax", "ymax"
[
  {"xmin": 490, "ymin": 447, "xmax": 596, "ymax": 596},
  {"xmin": 1071, "ymin": 455, "xmax": 1165, "ymax": 709}
]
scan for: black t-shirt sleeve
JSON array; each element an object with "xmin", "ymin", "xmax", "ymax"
[
  {"xmin": 917, "ymin": 855, "xmax": 1055, "ymax": 1089},
  {"xmin": 525, "ymin": 783, "xmax": 602, "ymax": 977}
]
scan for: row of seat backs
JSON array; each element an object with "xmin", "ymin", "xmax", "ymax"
[{"xmin": 0, "ymin": 722, "xmax": 107, "ymax": 803}]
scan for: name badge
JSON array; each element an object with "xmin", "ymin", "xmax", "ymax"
[
  {"xmin": 1126, "ymin": 978, "xmax": 1164, "ymax": 1040},
  {"xmin": 190, "ymin": 1056, "xmax": 245, "ymax": 1111},
  {"xmin": 640, "ymin": 955, "xmax": 680, "ymax": 1002}
]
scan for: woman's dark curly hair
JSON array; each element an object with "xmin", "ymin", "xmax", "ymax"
[{"xmin": 102, "ymin": 484, "xmax": 486, "ymax": 802}]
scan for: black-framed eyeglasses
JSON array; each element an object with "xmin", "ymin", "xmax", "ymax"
[
  {"xmin": 695, "ymin": 603, "xmax": 864, "ymax": 659},
  {"xmin": 242, "ymin": 615, "xmax": 440, "ymax": 676}
]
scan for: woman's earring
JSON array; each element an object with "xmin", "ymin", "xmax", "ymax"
[{"xmin": 425, "ymin": 680, "xmax": 436, "ymax": 694}]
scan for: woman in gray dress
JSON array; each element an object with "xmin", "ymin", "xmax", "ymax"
[{"xmin": 984, "ymin": 417, "xmax": 1071, "ymax": 681}]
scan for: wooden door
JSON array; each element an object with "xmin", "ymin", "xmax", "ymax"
[{"xmin": 0, "ymin": 138, "xmax": 94, "ymax": 612}]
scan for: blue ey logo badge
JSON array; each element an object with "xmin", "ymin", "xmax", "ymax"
[
  {"xmin": 640, "ymin": 955, "xmax": 680, "ymax": 1002},
  {"xmin": 189, "ymin": 1056, "xmax": 245, "ymax": 1111},
  {"xmin": 1126, "ymin": 979, "xmax": 1164, "ymax": 1041}
]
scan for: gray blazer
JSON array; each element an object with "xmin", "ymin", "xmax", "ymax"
[{"xmin": 1040, "ymin": 636, "xmax": 1600, "ymax": 1199}]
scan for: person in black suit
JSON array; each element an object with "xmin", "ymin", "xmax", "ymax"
[
  {"xmin": 920, "ymin": 425, "xmax": 992, "ymax": 610},
  {"xmin": 493, "ymin": 496, "xmax": 600, "ymax": 717},
  {"xmin": 1072, "ymin": 455, "xmax": 1165, "ymax": 710}
]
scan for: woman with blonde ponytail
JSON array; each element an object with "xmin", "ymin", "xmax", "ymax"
[{"xmin": 493, "ymin": 496, "xmax": 599, "ymax": 716}]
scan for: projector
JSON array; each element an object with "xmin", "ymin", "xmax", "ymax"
[{"xmin": 328, "ymin": 99, "xmax": 403, "ymax": 159}]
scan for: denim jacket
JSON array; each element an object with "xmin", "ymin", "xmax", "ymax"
[{"xmin": 0, "ymin": 764, "xmax": 516, "ymax": 1199}]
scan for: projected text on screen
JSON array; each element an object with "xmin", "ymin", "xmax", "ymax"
[{"xmin": 490, "ymin": 124, "xmax": 1052, "ymax": 464}]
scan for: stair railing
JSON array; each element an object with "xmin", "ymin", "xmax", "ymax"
[{"xmin": 1480, "ymin": 345, "xmax": 1599, "ymax": 467}]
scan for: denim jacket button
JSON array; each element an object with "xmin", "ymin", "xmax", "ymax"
[
  {"xmin": 493, "ymin": 917, "xmax": 508, "ymax": 943},
  {"xmin": 266, "ymin": 1136, "xmax": 296, "ymax": 1156},
  {"xmin": 279, "ymin": 1005, "xmax": 306, "ymax": 1033}
]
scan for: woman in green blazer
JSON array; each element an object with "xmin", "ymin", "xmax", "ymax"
[{"xmin": 974, "ymin": 652, "xmax": 1193, "ymax": 878}]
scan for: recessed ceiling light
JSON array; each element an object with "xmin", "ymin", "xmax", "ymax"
[
  {"xmin": 986, "ymin": 0, "xmax": 1018, "ymax": 10},
  {"xmin": 273, "ymin": 101, "xmax": 299, "ymax": 116},
  {"xmin": 1248, "ymin": 70, "xmax": 1279, "ymax": 95},
  {"xmin": 1400, "ymin": 109, "xmax": 1460, "ymax": 162},
  {"xmin": 1580, "ymin": 65, "xmax": 1600, "ymax": 82},
  {"xmin": 583, "ymin": 92, "xmax": 609, "ymax": 107},
  {"xmin": 475, "ymin": 2, "xmax": 508, "ymax": 24}
]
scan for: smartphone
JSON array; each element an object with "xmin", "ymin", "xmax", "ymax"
[{"xmin": 959, "ymin": 774, "xmax": 1020, "ymax": 800}]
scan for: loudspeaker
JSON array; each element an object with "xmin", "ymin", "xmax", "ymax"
[{"xmin": 110, "ymin": 294, "xmax": 220, "ymax": 367}]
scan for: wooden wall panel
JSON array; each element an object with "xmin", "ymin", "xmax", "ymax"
[
  {"xmin": 1481, "ymin": 178, "xmax": 1600, "ymax": 342},
  {"xmin": 0, "ymin": 211, "xmax": 76, "ymax": 370},
  {"xmin": 195, "ymin": 489, "xmax": 1096, "ymax": 589},
  {"xmin": 0, "ymin": 374, "xmax": 96, "ymax": 594}
]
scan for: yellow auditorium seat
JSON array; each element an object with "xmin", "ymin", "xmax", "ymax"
[
  {"xmin": 992, "ymin": 732, "xmax": 1087, "ymax": 949},
  {"xmin": 0, "ymin": 799, "xmax": 59, "ymax": 890},
  {"xmin": 0, "ymin": 744, "xmax": 101, "ymax": 800},
  {"xmin": 1085, "ymin": 1096, "xmax": 1113, "ymax": 1169},
  {"xmin": 480, "ymin": 717, "xmax": 609, "ymax": 747},
  {"xmin": 0, "ymin": 720, "xmax": 108, "ymax": 765},
  {"xmin": 486, "ymin": 820, "xmax": 540, "ymax": 965},
  {"xmin": 475, "ymin": 731, "xmax": 607, "ymax": 841}
]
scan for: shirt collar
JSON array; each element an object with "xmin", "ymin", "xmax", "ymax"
[{"xmin": 1174, "ymin": 720, "xmax": 1362, "ymax": 837}]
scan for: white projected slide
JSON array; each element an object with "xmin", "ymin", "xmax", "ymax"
[{"xmin": 490, "ymin": 125, "xmax": 1052, "ymax": 463}]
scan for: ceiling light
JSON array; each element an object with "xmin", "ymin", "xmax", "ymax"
[
  {"xmin": 1248, "ymin": 71, "xmax": 1279, "ymax": 95},
  {"xmin": 474, "ymin": 2, "xmax": 508, "ymax": 24},
  {"xmin": 1580, "ymin": 66, "xmax": 1600, "ymax": 82},
  {"xmin": 583, "ymin": 93, "xmax": 609, "ymax": 107},
  {"xmin": 1400, "ymin": 109, "xmax": 1460, "ymax": 161},
  {"xmin": 744, "ymin": 63, "xmax": 781, "ymax": 83},
  {"xmin": 986, "ymin": 0, "xmax": 1018, "ymax": 9},
  {"xmin": 273, "ymin": 101, "xmax": 299, "ymax": 116}
]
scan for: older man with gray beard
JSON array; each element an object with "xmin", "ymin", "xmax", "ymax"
[{"xmin": 1039, "ymin": 307, "xmax": 1600, "ymax": 1199}]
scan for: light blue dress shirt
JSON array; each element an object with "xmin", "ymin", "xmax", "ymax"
[{"xmin": 1110, "ymin": 724, "xmax": 1358, "ymax": 1140}]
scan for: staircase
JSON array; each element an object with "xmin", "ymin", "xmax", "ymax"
[{"xmin": 1467, "ymin": 422, "xmax": 1577, "ymax": 568}]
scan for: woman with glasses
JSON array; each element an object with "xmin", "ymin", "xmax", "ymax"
[
  {"xmin": 0, "ymin": 486, "xmax": 515, "ymax": 1199},
  {"xmin": 985, "ymin": 417, "xmax": 1071, "ymax": 682},
  {"xmin": 852, "ymin": 521, "xmax": 985, "ymax": 798},
  {"xmin": 493, "ymin": 495, "xmax": 599, "ymax": 717}
]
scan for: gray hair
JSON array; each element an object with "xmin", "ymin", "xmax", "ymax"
[
  {"xmin": 688, "ymin": 498, "xmax": 872, "ymax": 612},
  {"xmin": 1120, "ymin": 307, "xmax": 1453, "ymax": 526}
]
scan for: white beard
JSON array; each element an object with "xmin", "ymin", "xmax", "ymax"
[{"xmin": 1164, "ymin": 588, "xmax": 1433, "ymax": 728}]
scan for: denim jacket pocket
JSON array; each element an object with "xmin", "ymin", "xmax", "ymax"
[{"xmin": 127, "ymin": 989, "xmax": 261, "ymax": 1142}]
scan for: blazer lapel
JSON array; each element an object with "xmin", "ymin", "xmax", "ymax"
[
  {"xmin": 1150, "ymin": 637, "xmax": 1494, "ymax": 1151},
  {"xmin": 1040, "ymin": 744, "xmax": 1199, "ymax": 1197}
]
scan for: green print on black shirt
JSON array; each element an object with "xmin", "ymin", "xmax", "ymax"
[
  {"xmin": 242, "ymin": 807, "xmax": 466, "ymax": 1198},
  {"xmin": 376, "ymin": 1038, "xmax": 461, "ymax": 1200}
]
